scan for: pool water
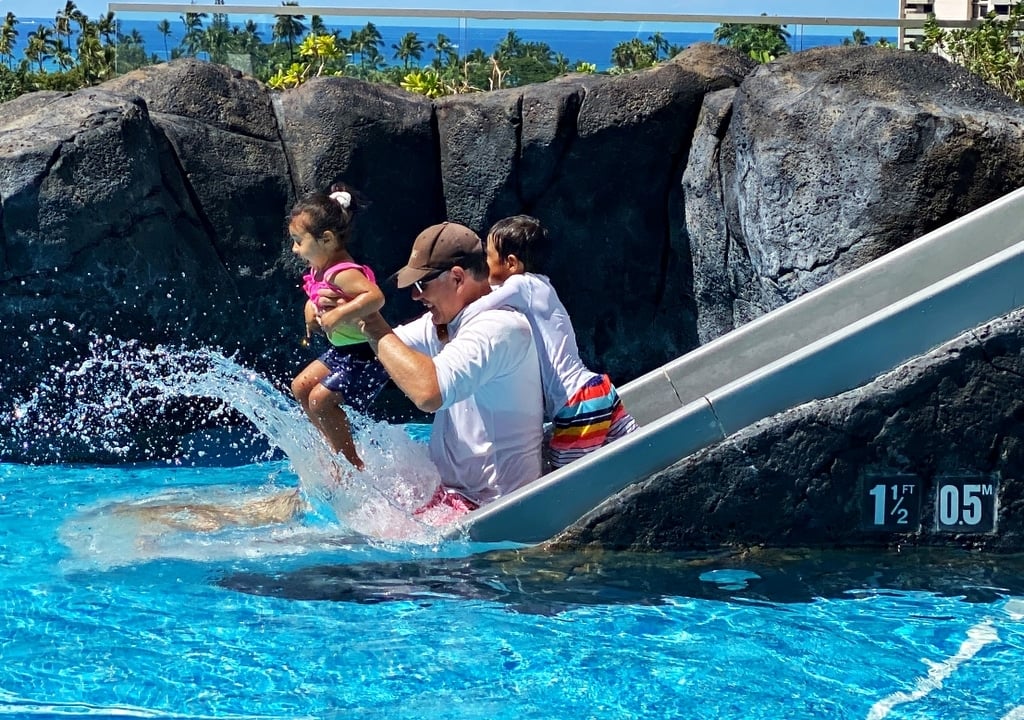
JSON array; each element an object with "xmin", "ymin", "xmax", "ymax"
[
  {"xmin": 2, "ymin": 345, "xmax": 1023, "ymax": 718},
  {"xmin": 2, "ymin": 458, "xmax": 1024, "ymax": 720}
]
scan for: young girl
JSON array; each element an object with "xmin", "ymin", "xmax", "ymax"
[
  {"xmin": 289, "ymin": 183, "xmax": 389, "ymax": 470},
  {"xmin": 479, "ymin": 214, "xmax": 639, "ymax": 469}
]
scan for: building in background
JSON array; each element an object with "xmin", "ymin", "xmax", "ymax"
[{"xmin": 900, "ymin": 0, "xmax": 1015, "ymax": 46}]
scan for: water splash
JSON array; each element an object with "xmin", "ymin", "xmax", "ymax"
[
  {"xmin": 11, "ymin": 339, "xmax": 449, "ymax": 565},
  {"xmin": 137, "ymin": 347, "xmax": 442, "ymax": 535}
]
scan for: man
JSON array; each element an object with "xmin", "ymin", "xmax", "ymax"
[{"xmin": 358, "ymin": 221, "xmax": 544, "ymax": 522}]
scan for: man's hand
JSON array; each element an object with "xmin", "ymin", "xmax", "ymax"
[
  {"xmin": 315, "ymin": 287, "xmax": 347, "ymax": 311},
  {"xmin": 359, "ymin": 312, "xmax": 442, "ymax": 412},
  {"xmin": 358, "ymin": 313, "xmax": 393, "ymax": 346}
]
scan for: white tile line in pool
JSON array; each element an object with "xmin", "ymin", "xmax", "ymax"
[
  {"xmin": 998, "ymin": 600, "xmax": 1024, "ymax": 720},
  {"xmin": 865, "ymin": 619, "xmax": 999, "ymax": 720}
]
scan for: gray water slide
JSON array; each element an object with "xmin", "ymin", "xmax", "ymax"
[{"xmin": 449, "ymin": 186, "xmax": 1024, "ymax": 544}]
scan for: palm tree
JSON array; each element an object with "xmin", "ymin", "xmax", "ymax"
[
  {"xmin": 363, "ymin": 44, "xmax": 385, "ymax": 73},
  {"xmin": 115, "ymin": 28, "xmax": 148, "ymax": 73},
  {"xmin": 391, "ymin": 31, "xmax": 423, "ymax": 68},
  {"xmin": 496, "ymin": 30, "xmax": 523, "ymax": 60},
  {"xmin": 52, "ymin": 37, "xmax": 74, "ymax": 70},
  {"xmin": 201, "ymin": 23, "xmax": 231, "ymax": 63},
  {"xmin": 0, "ymin": 12, "xmax": 19, "ymax": 70},
  {"xmin": 243, "ymin": 19, "xmax": 262, "ymax": 52},
  {"xmin": 55, "ymin": 1, "xmax": 80, "ymax": 54},
  {"xmin": 180, "ymin": 12, "xmax": 207, "ymax": 57},
  {"xmin": 843, "ymin": 28, "xmax": 871, "ymax": 46},
  {"xmin": 24, "ymin": 25, "xmax": 55, "ymax": 72},
  {"xmin": 272, "ymin": 2, "xmax": 306, "ymax": 62},
  {"xmin": 310, "ymin": 15, "xmax": 326, "ymax": 36},
  {"xmin": 95, "ymin": 11, "xmax": 116, "ymax": 45},
  {"xmin": 648, "ymin": 31, "xmax": 670, "ymax": 60},
  {"xmin": 156, "ymin": 19, "xmax": 171, "ymax": 60},
  {"xmin": 746, "ymin": 23, "xmax": 791, "ymax": 61},
  {"xmin": 335, "ymin": 33, "xmax": 355, "ymax": 70},
  {"xmin": 233, "ymin": 19, "xmax": 262, "ymax": 55},
  {"xmin": 362, "ymin": 22, "xmax": 383, "ymax": 54},
  {"xmin": 76, "ymin": 26, "xmax": 115, "ymax": 83},
  {"xmin": 212, "ymin": 0, "xmax": 228, "ymax": 31},
  {"xmin": 428, "ymin": 33, "xmax": 455, "ymax": 68},
  {"xmin": 72, "ymin": 9, "xmax": 90, "ymax": 42},
  {"xmin": 465, "ymin": 47, "xmax": 487, "ymax": 64},
  {"xmin": 610, "ymin": 37, "xmax": 656, "ymax": 70}
]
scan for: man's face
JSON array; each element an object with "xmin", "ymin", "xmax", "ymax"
[{"xmin": 411, "ymin": 269, "xmax": 460, "ymax": 325}]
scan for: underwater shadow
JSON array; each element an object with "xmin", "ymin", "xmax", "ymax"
[{"xmin": 218, "ymin": 545, "xmax": 1024, "ymax": 612}]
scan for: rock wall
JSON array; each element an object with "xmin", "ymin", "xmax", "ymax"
[
  {"xmin": 2, "ymin": 44, "xmax": 1023, "ymax": 471},
  {"xmin": 553, "ymin": 306, "xmax": 1024, "ymax": 552},
  {"xmin": 0, "ymin": 45, "xmax": 751, "ymax": 459},
  {"xmin": 685, "ymin": 46, "xmax": 1024, "ymax": 343}
]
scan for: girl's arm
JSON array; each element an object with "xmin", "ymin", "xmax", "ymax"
[
  {"xmin": 303, "ymin": 300, "xmax": 320, "ymax": 339},
  {"xmin": 317, "ymin": 267, "xmax": 385, "ymax": 334}
]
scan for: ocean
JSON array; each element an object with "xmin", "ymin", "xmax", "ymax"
[{"xmin": 7, "ymin": 14, "xmax": 896, "ymax": 69}]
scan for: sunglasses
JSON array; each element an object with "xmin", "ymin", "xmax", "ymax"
[{"xmin": 413, "ymin": 270, "xmax": 447, "ymax": 294}]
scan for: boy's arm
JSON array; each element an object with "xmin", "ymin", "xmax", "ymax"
[
  {"xmin": 360, "ymin": 312, "xmax": 442, "ymax": 412},
  {"xmin": 317, "ymin": 268, "xmax": 385, "ymax": 333},
  {"xmin": 475, "ymin": 274, "xmax": 529, "ymax": 313}
]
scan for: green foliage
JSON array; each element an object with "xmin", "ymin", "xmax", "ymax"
[
  {"xmin": 400, "ymin": 61, "xmax": 482, "ymax": 97},
  {"xmin": 713, "ymin": 16, "xmax": 791, "ymax": 62},
  {"xmin": 842, "ymin": 28, "xmax": 870, "ymax": 46},
  {"xmin": 266, "ymin": 33, "xmax": 343, "ymax": 88},
  {"xmin": 392, "ymin": 30, "xmax": 424, "ymax": 69},
  {"xmin": 399, "ymin": 67, "xmax": 446, "ymax": 97},
  {"xmin": 0, "ymin": 2, "xmax": 715, "ymax": 103},
  {"xmin": 490, "ymin": 30, "xmax": 562, "ymax": 86},
  {"xmin": 610, "ymin": 38, "xmax": 657, "ymax": 71},
  {"xmin": 0, "ymin": 64, "xmax": 29, "ymax": 102},
  {"xmin": 916, "ymin": 6, "xmax": 1024, "ymax": 102}
]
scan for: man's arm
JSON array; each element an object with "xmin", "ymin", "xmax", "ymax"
[{"xmin": 360, "ymin": 312, "xmax": 443, "ymax": 412}]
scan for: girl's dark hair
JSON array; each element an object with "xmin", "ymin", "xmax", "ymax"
[
  {"xmin": 288, "ymin": 181, "xmax": 368, "ymax": 247},
  {"xmin": 486, "ymin": 215, "xmax": 551, "ymax": 273}
]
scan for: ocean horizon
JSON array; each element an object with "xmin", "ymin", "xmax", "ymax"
[
  {"xmin": 7, "ymin": 15, "xmax": 897, "ymax": 70},
  {"xmin": 2, "ymin": 14, "xmax": 897, "ymax": 71}
]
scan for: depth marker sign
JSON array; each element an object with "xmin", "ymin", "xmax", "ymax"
[
  {"xmin": 862, "ymin": 475, "xmax": 922, "ymax": 532},
  {"xmin": 934, "ymin": 476, "xmax": 998, "ymax": 533}
]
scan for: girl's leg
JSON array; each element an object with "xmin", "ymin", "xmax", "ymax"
[
  {"xmin": 292, "ymin": 359, "xmax": 331, "ymax": 412},
  {"xmin": 306, "ymin": 382, "xmax": 363, "ymax": 470}
]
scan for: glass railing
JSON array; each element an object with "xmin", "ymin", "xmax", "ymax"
[
  {"xmin": 7, "ymin": 3, "xmax": 965, "ymax": 90},
  {"xmin": 97, "ymin": 4, "xmax": 914, "ymax": 86}
]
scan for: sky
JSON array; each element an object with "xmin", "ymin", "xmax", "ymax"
[{"xmin": 0, "ymin": 0, "xmax": 898, "ymax": 22}]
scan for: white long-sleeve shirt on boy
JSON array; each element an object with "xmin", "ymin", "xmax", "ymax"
[{"xmin": 470, "ymin": 273, "xmax": 599, "ymax": 421}]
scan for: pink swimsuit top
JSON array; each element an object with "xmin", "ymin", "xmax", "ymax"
[
  {"xmin": 302, "ymin": 261, "xmax": 377, "ymax": 308},
  {"xmin": 302, "ymin": 262, "xmax": 377, "ymax": 347}
]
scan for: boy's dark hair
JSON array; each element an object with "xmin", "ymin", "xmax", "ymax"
[
  {"xmin": 288, "ymin": 181, "xmax": 368, "ymax": 247},
  {"xmin": 461, "ymin": 249, "xmax": 490, "ymax": 280},
  {"xmin": 487, "ymin": 215, "xmax": 551, "ymax": 273}
]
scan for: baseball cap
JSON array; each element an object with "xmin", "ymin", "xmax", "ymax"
[{"xmin": 391, "ymin": 222, "xmax": 484, "ymax": 288}]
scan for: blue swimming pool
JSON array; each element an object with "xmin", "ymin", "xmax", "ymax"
[
  {"xmin": 3, "ymin": 457, "xmax": 1024, "ymax": 719},
  {"xmin": 2, "ymin": 347, "xmax": 1023, "ymax": 718}
]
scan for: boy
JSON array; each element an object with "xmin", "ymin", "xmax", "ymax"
[{"xmin": 478, "ymin": 215, "xmax": 638, "ymax": 469}]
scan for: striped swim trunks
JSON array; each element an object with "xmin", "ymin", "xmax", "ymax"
[{"xmin": 548, "ymin": 374, "xmax": 639, "ymax": 469}]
